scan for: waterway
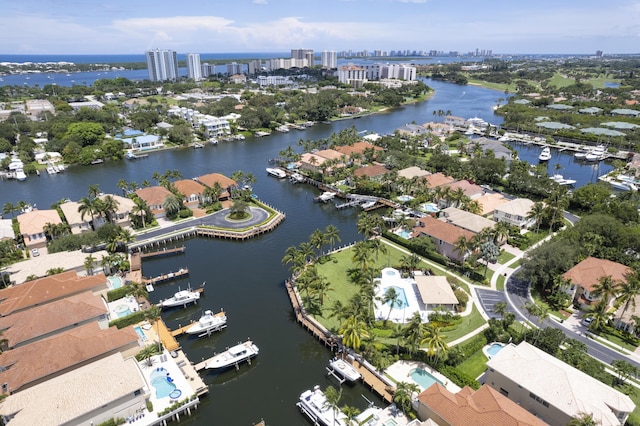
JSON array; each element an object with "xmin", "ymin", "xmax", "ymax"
[{"xmin": 0, "ymin": 79, "xmax": 610, "ymax": 424}]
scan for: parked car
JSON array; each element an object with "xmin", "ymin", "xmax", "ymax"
[
  {"xmin": 581, "ymin": 317, "xmax": 593, "ymax": 327},
  {"xmin": 31, "ymin": 248, "xmax": 39, "ymax": 257}
]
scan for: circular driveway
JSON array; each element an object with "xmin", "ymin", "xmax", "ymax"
[{"xmin": 205, "ymin": 206, "xmax": 269, "ymax": 229}]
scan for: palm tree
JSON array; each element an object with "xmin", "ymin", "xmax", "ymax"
[
  {"xmin": 162, "ymin": 194, "xmax": 181, "ymax": 218},
  {"xmin": 325, "ymin": 224, "xmax": 341, "ymax": 253},
  {"xmin": 100, "ymin": 195, "xmax": 120, "ymax": 223},
  {"xmin": 527, "ymin": 201, "xmax": 546, "ymax": 234},
  {"xmin": 382, "ymin": 287, "xmax": 400, "ymax": 322},
  {"xmin": 130, "ymin": 197, "xmax": 149, "ymax": 228},
  {"xmin": 493, "ymin": 301, "xmax": 507, "ymax": 318},
  {"xmin": 77, "ymin": 196, "xmax": 100, "ymax": 230},
  {"xmin": 84, "ymin": 254, "xmax": 96, "ymax": 276},
  {"xmin": 309, "ymin": 229, "xmax": 327, "ymax": 259},
  {"xmin": 2, "ymin": 202, "xmax": 16, "ymax": 218},
  {"xmin": 87, "ymin": 184, "xmax": 101, "ymax": 198},
  {"xmin": 338, "ymin": 315, "xmax": 369, "ymax": 350},
  {"xmin": 323, "ymin": 385, "xmax": 343, "ymax": 426},
  {"xmin": 567, "ymin": 412, "xmax": 600, "ymax": 426},
  {"xmin": 136, "ymin": 344, "xmax": 159, "ymax": 367},
  {"xmin": 584, "ymin": 300, "xmax": 611, "ymax": 331},
  {"xmin": 421, "ymin": 324, "xmax": 448, "ymax": 364},
  {"xmin": 341, "ymin": 405, "xmax": 361, "ymax": 426},
  {"xmin": 592, "ymin": 275, "xmax": 619, "ymax": 307},
  {"xmin": 616, "ymin": 272, "xmax": 640, "ymax": 327},
  {"xmin": 352, "ymin": 240, "xmax": 374, "ymax": 273},
  {"xmin": 403, "ymin": 312, "xmax": 427, "ymax": 356},
  {"xmin": 144, "ymin": 306, "xmax": 163, "ymax": 352},
  {"xmin": 453, "ymin": 235, "xmax": 472, "ymax": 261},
  {"xmin": 394, "ymin": 381, "xmax": 420, "ymax": 414}
]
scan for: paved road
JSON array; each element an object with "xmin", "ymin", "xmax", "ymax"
[
  {"xmin": 505, "ymin": 274, "xmax": 640, "ymax": 369},
  {"xmin": 475, "ymin": 288, "xmax": 512, "ymax": 319}
]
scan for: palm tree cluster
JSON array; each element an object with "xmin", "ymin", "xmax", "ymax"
[
  {"xmin": 76, "ymin": 184, "xmax": 121, "ymax": 230},
  {"xmin": 453, "ymin": 221, "xmax": 512, "ymax": 277}
]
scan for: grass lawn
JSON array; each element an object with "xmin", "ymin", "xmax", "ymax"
[
  {"xmin": 590, "ymin": 327, "xmax": 638, "ymax": 352},
  {"xmin": 497, "ymin": 250, "xmax": 515, "ymax": 265},
  {"xmin": 442, "ymin": 305, "xmax": 486, "ymax": 343},
  {"xmin": 457, "ymin": 349, "xmax": 489, "ymax": 380},
  {"xmin": 496, "ymin": 274, "xmax": 506, "ymax": 291},
  {"xmin": 509, "ymin": 259, "xmax": 521, "ymax": 270},
  {"xmin": 548, "ymin": 72, "xmax": 621, "ymax": 89},
  {"xmin": 529, "ymin": 288, "xmax": 571, "ymax": 320}
]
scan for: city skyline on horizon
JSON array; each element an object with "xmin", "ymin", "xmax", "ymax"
[{"xmin": 2, "ymin": 0, "xmax": 639, "ymax": 56}]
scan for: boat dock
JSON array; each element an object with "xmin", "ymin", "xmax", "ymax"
[
  {"xmin": 156, "ymin": 318, "xmax": 181, "ymax": 351},
  {"xmin": 170, "ymin": 308, "xmax": 226, "ymax": 337},
  {"xmin": 284, "ymin": 279, "xmax": 394, "ymax": 403},
  {"xmin": 143, "ymin": 267, "xmax": 189, "ymax": 285},
  {"xmin": 140, "ymin": 246, "xmax": 186, "ymax": 259}
]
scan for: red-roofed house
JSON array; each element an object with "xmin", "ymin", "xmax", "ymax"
[
  {"xmin": 424, "ymin": 173, "xmax": 456, "ymax": 189},
  {"xmin": 195, "ymin": 173, "xmax": 237, "ymax": 200},
  {"xmin": 562, "ymin": 257, "xmax": 631, "ymax": 309},
  {"xmin": 412, "ymin": 216, "xmax": 475, "ymax": 263},
  {"xmin": 416, "ymin": 383, "xmax": 549, "ymax": 426},
  {"xmin": 333, "ymin": 141, "xmax": 383, "ymax": 158},
  {"xmin": 354, "ymin": 164, "xmax": 389, "ymax": 181},
  {"xmin": 134, "ymin": 186, "xmax": 173, "ymax": 218},
  {"xmin": 173, "ymin": 179, "xmax": 206, "ymax": 208}
]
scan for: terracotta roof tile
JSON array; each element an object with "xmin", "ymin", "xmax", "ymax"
[
  {"xmin": 195, "ymin": 173, "xmax": 236, "ymax": 189},
  {"xmin": 413, "ymin": 215, "xmax": 475, "ymax": 245},
  {"xmin": 333, "ymin": 141, "xmax": 383, "ymax": 156},
  {"xmin": 563, "ymin": 256, "xmax": 630, "ymax": 292},
  {"xmin": 354, "ymin": 164, "xmax": 389, "ymax": 178},
  {"xmin": 16, "ymin": 209, "xmax": 62, "ymax": 236},
  {"xmin": 173, "ymin": 179, "xmax": 205, "ymax": 197},
  {"xmin": 134, "ymin": 186, "xmax": 173, "ymax": 206},
  {"xmin": 424, "ymin": 173, "xmax": 456, "ymax": 188}
]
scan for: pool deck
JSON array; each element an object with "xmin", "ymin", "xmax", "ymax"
[
  {"xmin": 107, "ymin": 295, "xmax": 143, "ymax": 319},
  {"xmin": 386, "ymin": 360, "xmax": 461, "ymax": 394}
]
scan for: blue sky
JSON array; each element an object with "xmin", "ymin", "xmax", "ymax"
[{"xmin": 2, "ymin": 0, "xmax": 639, "ymax": 55}]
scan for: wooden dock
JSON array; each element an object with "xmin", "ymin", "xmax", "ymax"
[
  {"xmin": 170, "ymin": 308, "xmax": 226, "ymax": 337},
  {"xmin": 140, "ymin": 246, "xmax": 186, "ymax": 259},
  {"xmin": 155, "ymin": 318, "xmax": 181, "ymax": 351},
  {"xmin": 143, "ymin": 267, "xmax": 189, "ymax": 285}
]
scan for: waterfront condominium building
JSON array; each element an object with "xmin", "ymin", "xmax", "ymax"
[
  {"xmin": 321, "ymin": 51, "xmax": 337, "ymax": 69},
  {"xmin": 337, "ymin": 64, "xmax": 367, "ymax": 88},
  {"xmin": 145, "ymin": 49, "xmax": 179, "ymax": 82},
  {"xmin": 226, "ymin": 62, "xmax": 243, "ymax": 75},
  {"xmin": 187, "ymin": 53, "xmax": 202, "ymax": 81},
  {"xmin": 291, "ymin": 48, "xmax": 314, "ymax": 67}
]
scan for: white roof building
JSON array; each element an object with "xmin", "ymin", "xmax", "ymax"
[{"xmin": 485, "ymin": 342, "xmax": 634, "ymax": 426}]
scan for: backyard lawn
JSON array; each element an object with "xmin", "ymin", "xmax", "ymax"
[{"xmin": 457, "ymin": 348, "xmax": 489, "ymax": 380}]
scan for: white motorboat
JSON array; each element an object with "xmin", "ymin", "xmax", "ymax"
[
  {"xmin": 186, "ymin": 309, "xmax": 227, "ymax": 336},
  {"xmin": 314, "ymin": 192, "xmax": 336, "ymax": 203},
  {"xmin": 204, "ymin": 339, "xmax": 259, "ymax": 369},
  {"xmin": 360, "ymin": 201, "xmax": 376, "ymax": 210},
  {"xmin": 574, "ymin": 149, "xmax": 588, "ymax": 160},
  {"xmin": 209, "ymin": 138, "xmax": 219, "ymax": 145},
  {"xmin": 585, "ymin": 145, "xmax": 606, "ymax": 162},
  {"xmin": 266, "ymin": 167, "xmax": 287, "ymax": 179},
  {"xmin": 289, "ymin": 172, "xmax": 305, "ymax": 184},
  {"xmin": 550, "ymin": 174, "xmax": 577, "ymax": 186},
  {"xmin": 328, "ymin": 357, "xmax": 362, "ymax": 382},
  {"xmin": 538, "ymin": 147, "xmax": 551, "ymax": 161},
  {"xmin": 297, "ymin": 385, "xmax": 348, "ymax": 426},
  {"xmin": 192, "ymin": 142, "xmax": 204, "ymax": 149},
  {"xmin": 160, "ymin": 288, "xmax": 200, "ymax": 308}
]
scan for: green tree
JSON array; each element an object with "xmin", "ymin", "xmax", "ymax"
[
  {"xmin": 162, "ymin": 194, "xmax": 181, "ymax": 219},
  {"xmin": 323, "ymin": 385, "xmax": 343, "ymax": 426},
  {"xmin": 393, "ymin": 381, "xmax": 420, "ymax": 414},
  {"xmin": 339, "ymin": 315, "xmax": 370, "ymax": 350}
]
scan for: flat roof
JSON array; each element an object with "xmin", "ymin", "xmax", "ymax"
[{"xmin": 414, "ymin": 273, "xmax": 458, "ymax": 305}]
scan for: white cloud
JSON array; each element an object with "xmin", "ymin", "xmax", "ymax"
[{"xmin": 253, "ymin": 0, "xmax": 268, "ymax": 4}]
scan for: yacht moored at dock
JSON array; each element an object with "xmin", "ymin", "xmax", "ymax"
[
  {"xmin": 314, "ymin": 192, "xmax": 336, "ymax": 203},
  {"xmin": 186, "ymin": 309, "xmax": 227, "ymax": 337},
  {"xmin": 585, "ymin": 145, "xmax": 606, "ymax": 162},
  {"xmin": 538, "ymin": 146, "xmax": 551, "ymax": 162},
  {"xmin": 297, "ymin": 385, "xmax": 348, "ymax": 426},
  {"xmin": 266, "ymin": 167, "xmax": 287, "ymax": 179},
  {"xmin": 160, "ymin": 288, "xmax": 201, "ymax": 309},
  {"xmin": 203, "ymin": 339, "xmax": 259, "ymax": 370},
  {"xmin": 327, "ymin": 357, "xmax": 361, "ymax": 383}
]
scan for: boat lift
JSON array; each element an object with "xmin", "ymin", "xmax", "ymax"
[{"xmin": 326, "ymin": 365, "xmax": 346, "ymax": 384}]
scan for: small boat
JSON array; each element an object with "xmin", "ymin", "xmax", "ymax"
[
  {"xmin": 314, "ymin": 192, "xmax": 336, "ymax": 203},
  {"xmin": 585, "ymin": 145, "xmax": 606, "ymax": 162},
  {"xmin": 209, "ymin": 138, "xmax": 218, "ymax": 145},
  {"xmin": 297, "ymin": 385, "xmax": 348, "ymax": 426},
  {"xmin": 574, "ymin": 150, "xmax": 588, "ymax": 160},
  {"xmin": 266, "ymin": 167, "xmax": 287, "ymax": 179},
  {"xmin": 125, "ymin": 152, "xmax": 138, "ymax": 160},
  {"xmin": 186, "ymin": 309, "xmax": 227, "ymax": 336},
  {"xmin": 204, "ymin": 339, "xmax": 259, "ymax": 370},
  {"xmin": 275, "ymin": 125, "xmax": 290, "ymax": 133},
  {"xmin": 289, "ymin": 172, "xmax": 305, "ymax": 184},
  {"xmin": 192, "ymin": 142, "xmax": 204, "ymax": 149},
  {"xmin": 235, "ymin": 134, "xmax": 246, "ymax": 140},
  {"xmin": 550, "ymin": 174, "xmax": 576, "ymax": 186},
  {"xmin": 160, "ymin": 288, "xmax": 200, "ymax": 308},
  {"xmin": 360, "ymin": 201, "xmax": 377, "ymax": 210},
  {"xmin": 328, "ymin": 357, "xmax": 361, "ymax": 382},
  {"xmin": 90, "ymin": 159, "xmax": 104, "ymax": 165},
  {"xmin": 145, "ymin": 283, "xmax": 154, "ymax": 292},
  {"xmin": 538, "ymin": 147, "xmax": 551, "ymax": 161}
]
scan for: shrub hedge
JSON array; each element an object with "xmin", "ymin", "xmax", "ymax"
[
  {"xmin": 106, "ymin": 286, "xmax": 132, "ymax": 302},
  {"xmin": 109, "ymin": 311, "xmax": 146, "ymax": 329},
  {"xmin": 439, "ymin": 365, "xmax": 481, "ymax": 390}
]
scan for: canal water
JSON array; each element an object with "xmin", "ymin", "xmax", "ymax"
[{"xmin": 0, "ymin": 79, "xmax": 609, "ymax": 424}]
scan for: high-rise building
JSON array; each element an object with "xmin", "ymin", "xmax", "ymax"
[
  {"xmin": 226, "ymin": 62, "xmax": 243, "ymax": 75},
  {"xmin": 291, "ymin": 49, "xmax": 314, "ymax": 67},
  {"xmin": 145, "ymin": 49, "xmax": 179, "ymax": 82},
  {"xmin": 201, "ymin": 63, "xmax": 216, "ymax": 78},
  {"xmin": 248, "ymin": 60, "xmax": 262, "ymax": 75},
  {"xmin": 321, "ymin": 51, "xmax": 337, "ymax": 69},
  {"xmin": 187, "ymin": 53, "xmax": 202, "ymax": 81}
]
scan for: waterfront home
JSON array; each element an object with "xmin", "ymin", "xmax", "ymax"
[
  {"xmin": 333, "ymin": 140, "xmax": 384, "ymax": 159},
  {"xmin": 59, "ymin": 200, "xmax": 94, "ymax": 234},
  {"xmin": 0, "ymin": 353, "xmax": 148, "ymax": 426},
  {"xmin": 474, "ymin": 192, "xmax": 510, "ymax": 216},
  {"xmin": 0, "ymin": 321, "xmax": 139, "ymax": 395},
  {"xmin": 492, "ymin": 198, "xmax": 535, "ymax": 229},
  {"xmin": 59, "ymin": 194, "xmax": 134, "ymax": 234},
  {"xmin": 485, "ymin": 342, "xmax": 634, "ymax": 426},
  {"xmin": 562, "ymin": 256, "xmax": 630, "ymax": 310},
  {"xmin": 468, "ymin": 137, "xmax": 515, "ymax": 162},
  {"xmin": 439, "ymin": 207, "xmax": 496, "ymax": 235},
  {"xmin": 99, "ymin": 194, "xmax": 135, "ymax": 228},
  {"xmin": 444, "ymin": 115, "xmax": 466, "ymax": 128},
  {"xmin": 413, "ymin": 272, "xmax": 459, "ymax": 312},
  {"xmin": 422, "ymin": 172, "xmax": 456, "ymax": 189},
  {"xmin": 135, "ymin": 186, "xmax": 174, "ymax": 219},
  {"xmin": 412, "ymin": 216, "xmax": 475, "ymax": 263},
  {"xmin": 416, "ymin": 383, "xmax": 549, "ymax": 426},
  {"xmin": 173, "ymin": 179, "xmax": 206, "ymax": 208},
  {"xmin": 353, "ymin": 163, "xmax": 390, "ymax": 182},
  {"xmin": 397, "ymin": 166, "xmax": 431, "ymax": 182},
  {"xmin": 195, "ymin": 173, "xmax": 237, "ymax": 200},
  {"xmin": 438, "ymin": 180, "xmax": 485, "ymax": 208},
  {"xmin": 396, "ymin": 123, "xmax": 430, "ymax": 137},
  {"xmin": 0, "ymin": 271, "xmax": 107, "ymax": 317},
  {"xmin": 0, "ymin": 291, "xmax": 108, "ymax": 350},
  {"xmin": 16, "ymin": 208, "xmax": 62, "ymax": 249},
  {"xmin": 298, "ymin": 152, "xmax": 330, "ymax": 174}
]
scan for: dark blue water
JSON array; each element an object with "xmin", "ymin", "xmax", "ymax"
[{"xmin": 0, "ymin": 79, "xmax": 605, "ymax": 424}]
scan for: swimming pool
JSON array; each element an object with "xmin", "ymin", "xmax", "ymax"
[
  {"xmin": 383, "ymin": 419, "xmax": 398, "ymax": 426},
  {"xmin": 385, "ymin": 286, "xmax": 409, "ymax": 308},
  {"xmin": 150, "ymin": 368, "xmax": 177, "ymax": 399},
  {"xmin": 394, "ymin": 229, "xmax": 412, "ymax": 240},
  {"xmin": 383, "ymin": 268, "xmax": 400, "ymax": 279},
  {"xmin": 410, "ymin": 368, "xmax": 443, "ymax": 389},
  {"xmin": 134, "ymin": 326, "xmax": 147, "ymax": 341},
  {"xmin": 485, "ymin": 342, "xmax": 505, "ymax": 358},
  {"xmin": 108, "ymin": 275, "xmax": 123, "ymax": 289},
  {"xmin": 114, "ymin": 304, "xmax": 132, "ymax": 318}
]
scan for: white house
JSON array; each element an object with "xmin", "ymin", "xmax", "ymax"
[{"xmin": 493, "ymin": 198, "xmax": 535, "ymax": 229}]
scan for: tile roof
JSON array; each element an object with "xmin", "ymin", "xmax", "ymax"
[
  {"xmin": 0, "ymin": 271, "xmax": 107, "ymax": 316},
  {"xmin": 0, "ymin": 353, "xmax": 145, "ymax": 426},
  {"xmin": 354, "ymin": 164, "xmax": 389, "ymax": 178},
  {"xmin": 98, "ymin": 193, "xmax": 135, "ymax": 214},
  {"xmin": 413, "ymin": 215, "xmax": 475, "ymax": 245},
  {"xmin": 333, "ymin": 141, "xmax": 383, "ymax": 156},
  {"xmin": 58, "ymin": 200, "xmax": 84, "ymax": 225},
  {"xmin": 418, "ymin": 383, "xmax": 549, "ymax": 426},
  {"xmin": 486, "ymin": 342, "xmax": 635, "ymax": 425},
  {"xmin": 314, "ymin": 149, "xmax": 344, "ymax": 160},
  {"xmin": 398, "ymin": 166, "xmax": 430, "ymax": 180},
  {"xmin": 443, "ymin": 180, "xmax": 485, "ymax": 198},
  {"xmin": 0, "ymin": 322, "xmax": 138, "ymax": 394},
  {"xmin": 440, "ymin": 207, "xmax": 495, "ymax": 234},
  {"xmin": 475, "ymin": 192, "xmax": 509, "ymax": 216},
  {"xmin": 16, "ymin": 209, "xmax": 62, "ymax": 236},
  {"xmin": 0, "ymin": 291, "xmax": 107, "ymax": 349},
  {"xmin": 424, "ymin": 172, "xmax": 456, "ymax": 188},
  {"xmin": 195, "ymin": 173, "xmax": 237, "ymax": 188},
  {"xmin": 563, "ymin": 256, "xmax": 630, "ymax": 292},
  {"xmin": 134, "ymin": 186, "xmax": 173, "ymax": 206},
  {"xmin": 494, "ymin": 198, "xmax": 535, "ymax": 217},
  {"xmin": 414, "ymin": 273, "xmax": 458, "ymax": 305},
  {"xmin": 173, "ymin": 179, "xmax": 206, "ymax": 197}
]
